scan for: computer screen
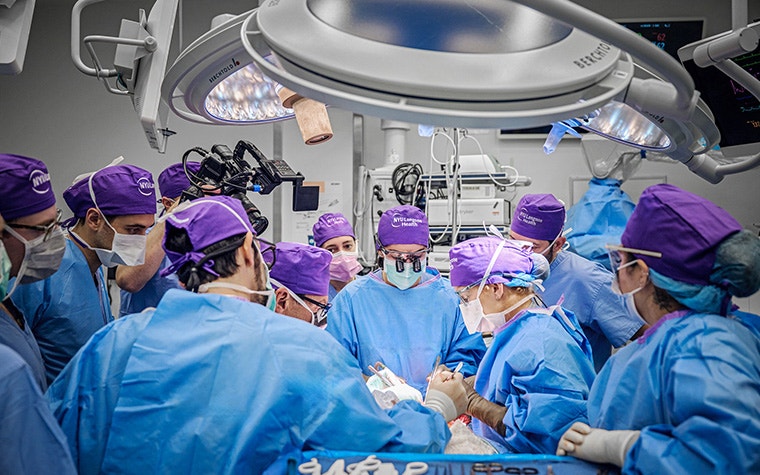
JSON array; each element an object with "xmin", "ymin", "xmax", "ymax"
[
  {"xmin": 678, "ymin": 21, "xmax": 760, "ymax": 158},
  {"xmin": 617, "ymin": 19, "xmax": 705, "ymax": 59}
]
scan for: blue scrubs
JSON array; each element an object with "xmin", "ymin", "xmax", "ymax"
[
  {"xmin": 119, "ymin": 255, "xmax": 180, "ymax": 316},
  {"xmin": 0, "ymin": 305, "xmax": 47, "ymax": 390},
  {"xmin": 328, "ymin": 282, "xmax": 339, "ymax": 301},
  {"xmin": 566, "ymin": 178, "xmax": 635, "ymax": 272},
  {"xmin": 589, "ymin": 310, "xmax": 760, "ymax": 474},
  {"xmin": 47, "ymin": 289, "xmax": 451, "ymax": 475},
  {"xmin": 327, "ymin": 268, "xmax": 486, "ymax": 394},
  {"xmin": 540, "ymin": 251, "xmax": 643, "ymax": 371},
  {"xmin": 11, "ymin": 239, "xmax": 113, "ymax": 384},
  {"xmin": 0, "ymin": 344, "xmax": 76, "ymax": 475},
  {"xmin": 472, "ymin": 305, "xmax": 595, "ymax": 454}
]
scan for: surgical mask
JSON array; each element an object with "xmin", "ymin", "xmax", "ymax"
[
  {"xmin": 330, "ymin": 251, "xmax": 362, "ymax": 282},
  {"xmin": 69, "ymin": 225, "xmax": 146, "ymax": 268},
  {"xmin": 383, "ymin": 257, "xmax": 425, "ymax": 290},
  {"xmin": 460, "ymin": 293, "xmax": 535, "ymax": 334},
  {"xmin": 0, "ymin": 241, "xmax": 11, "ymax": 301},
  {"xmin": 198, "ymin": 281, "xmax": 275, "ymax": 309},
  {"xmin": 3, "ymin": 226, "xmax": 66, "ymax": 298}
]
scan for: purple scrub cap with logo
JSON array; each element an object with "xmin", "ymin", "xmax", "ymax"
[
  {"xmin": 266, "ymin": 242, "xmax": 332, "ymax": 296},
  {"xmin": 621, "ymin": 184, "xmax": 742, "ymax": 286},
  {"xmin": 158, "ymin": 161, "xmax": 201, "ymax": 200},
  {"xmin": 312, "ymin": 212, "xmax": 356, "ymax": 247},
  {"xmin": 510, "ymin": 194, "xmax": 566, "ymax": 242},
  {"xmin": 63, "ymin": 164, "xmax": 157, "ymax": 219},
  {"xmin": 0, "ymin": 154, "xmax": 57, "ymax": 221},
  {"xmin": 160, "ymin": 196, "xmax": 255, "ymax": 277},
  {"xmin": 449, "ymin": 237, "xmax": 538, "ymax": 287},
  {"xmin": 377, "ymin": 205, "xmax": 429, "ymax": 248}
]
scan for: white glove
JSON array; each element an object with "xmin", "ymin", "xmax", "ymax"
[{"xmin": 556, "ymin": 422, "xmax": 640, "ymax": 467}]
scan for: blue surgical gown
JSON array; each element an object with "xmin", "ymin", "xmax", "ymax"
[
  {"xmin": 472, "ymin": 305, "xmax": 595, "ymax": 454},
  {"xmin": 566, "ymin": 178, "xmax": 635, "ymax": 272},
  {"xmin": 0, "ymin": 344, "xmax": 76, "ymax": 475},
  {"xmin": 0, "ymin": 305, "xmax": 47, "ymax": 391},
  {"xmin": 539, "ymin": 251, "xmax": 643, "ymax": 371},
  {"xmin": 119, "ymin": 255, "xmax": 180, "ymax": 316},
  {"xmin": 326, "ymin": 268, "xmax": 486, "ymax": 394},
  {"xmin": 11, "ymin": 239, "xmax": 112, "ymax": 384},
  {"xmin": 47, "ymin": 289, "xmax": 451, "ymax": 475},
  {"xmin": 589, "ymin": 310, "xmax": 760, "ymax": 474}
]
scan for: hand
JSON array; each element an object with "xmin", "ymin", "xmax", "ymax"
[
  {"xmin": 556, "ymin": 422, "xmax": 640, "ymax": 467},
  {"xmin": 423, "ymin": 372, "xmax": 467, "ymax": 422}
]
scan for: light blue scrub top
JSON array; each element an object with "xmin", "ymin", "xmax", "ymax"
[
  {"xmin": 47, "ymin": 289, "xmax": 451, "ymax": 475},
  {"xmin": 539, "ymin": 250, "xmax": 643, "ymax": 371},
  {"xmin": 0, "ymin": 344, "xmax": 76, "ymax": 475},
  {"xmin": 119, "ymin": 255, "xmax": 180, "ymax": 316},
  {"xmin": 11, "ymin": 238, "xmax": 113, "ymax": 384},
  {"xmin": 326, "ymin": 268, "xmax": 486, "ymax": 395},
  {"xmin": 589, "ymin": 310, "xmax": 760, "ymax": 474},
  {"xmin": 472, "ymin": 305, "xmax": 595, "ymax": 454},
  {"xmin": 0, "ymin": 305, "xmax": 47, "ymax": 391}
]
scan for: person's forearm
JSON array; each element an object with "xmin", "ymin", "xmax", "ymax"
[{"xmin": 115, "ymin": 222, "xmax": 166, "ymax": 292}]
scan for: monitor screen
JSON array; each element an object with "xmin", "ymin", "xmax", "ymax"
[
  {"xmin": 678, "ymin": 21, "xmax": 760, "ymax": 157},
  {"xmin": 617, "ymin": 19, "xmax": 705, "ymax": 59}
]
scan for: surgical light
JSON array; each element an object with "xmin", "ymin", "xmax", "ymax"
[
  {"xmin": 161, "ymin": 11, "xmax": 294, "ymax": 125},
  {"xmin": 239, "ymin": 0, "xmax": 636, "ymax": 130}
]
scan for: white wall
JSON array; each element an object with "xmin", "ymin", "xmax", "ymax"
[{"xmin": 1, "ymin": 0, "xmax": 759, "ymax": 308}]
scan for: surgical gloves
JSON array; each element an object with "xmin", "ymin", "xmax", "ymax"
[
  {"xmin": 423, "ymin": 372, "xmax": 467, "ymax": 422},
  {"xmin": 463, "ymin": 377, "xmax": 507, "ymax": 436},
  {"xmin": 556, "ymin": 422, "xmax": 640, "ymax": 467}
]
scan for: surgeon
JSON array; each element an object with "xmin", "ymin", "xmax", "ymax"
[
  {"xmin": 327, "ymin": 204, "xmax": 486, "ymax": 394},
  {"xmin": 47, "ymin": 195, "xmax": 467, "ymax": 474},
  {"xmin": 0, "ymin": 155, "xmax": 66, "ymax": 391},
  {"xmin": 448, "ymin": 237, "xmax": 595, "ymax": 454},
  {"xmin": 509, "ymin": 193, "xmax": 645, "ymax": 371},
  {"xmin": 116, "ymin": 161, "xmax": 200, "ymax": 316},
  {"xmin": 12, "ymin": 162, "xmax": 156, "ymax": 383},
  {"xmin": 557, "ymin": 184, "xmax": 760, "ymax": 472},
  {"xmin": 313, "ymin": 212, "xmax": 364, "ymax": 301},
  {"xmin": 267, "ymin": 241, "xmax": 332, "ymax": 327}
]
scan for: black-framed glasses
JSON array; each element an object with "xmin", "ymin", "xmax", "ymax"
[
  {"xmin": 255, "ymin": 237, "xmax": 277, "ymax": 270},
  {"xmin": 6, "ymin": 208, "xmax": 63, "ymax": 242},
  {"xmin": 298, "ymin": 294, "xmax": 332, "ymax": 324}
]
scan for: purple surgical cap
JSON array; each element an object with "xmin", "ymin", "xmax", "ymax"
[
  {"xmin": 377, "ymin": 205, "xmax": 429, "ymax": 248},
  {"xmin": 510, "ymin": 194, "xmax": 566, "ymax": 242},
  {"xmin": 449, "ymin": 237, "xmax": 534, "ymax": 287},
  {"xmin": 64, "ymin": 164, "xmax": 157, "ymax": 218},
  {"xmin": 0, "ymin": 154, "xmax": 56, "ymax": 221},
  {"xmin": 621, "ymin": 184, "xmax": 742, "ymax": 286},
  {"xmin": 162, "ymin": 195, "xmax": 255, "ymax": 266},
  {"xmin": 312, "ymin": 212, "xmax": 356, "ymax": 247},
  {"xmin": 268, "ymin": 242, "xmax": 332, "ymax": 296},
  {"xmin": 158, "ymin": 161, "xmax": 201, "ymax": 200}
]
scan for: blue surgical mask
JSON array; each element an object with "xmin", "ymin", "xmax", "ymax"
[
  {"xmin": 384, "ymin": 257, "xmax": 425, "ymax": 290},
  {"xmin": 0, "ymin": 240, "xmax": 11, "ymax": 301}
]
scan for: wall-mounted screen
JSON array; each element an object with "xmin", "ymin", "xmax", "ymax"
[
  {"xmin": 617, "ymin": 18, "xmax": 705, "ymax": 59},
  {"xmin": 678, "ymin": 21, "xmax": 760, "ymax": 158}
]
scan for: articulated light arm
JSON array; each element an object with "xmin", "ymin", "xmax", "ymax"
[{"xmin": 512, "ymin": 0, "xmax": 698, "ymax": 122}]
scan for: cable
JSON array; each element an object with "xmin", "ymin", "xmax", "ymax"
[{"xmin": 391, "ymin": 163, "xmax": 423, "ymax": 205}]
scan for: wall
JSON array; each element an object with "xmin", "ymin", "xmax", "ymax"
[{"xmin": 1, "ymin": 0, "xmax": 759, "ymax": 308}]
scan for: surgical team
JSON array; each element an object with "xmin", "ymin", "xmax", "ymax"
[{"xmin": 1, "ymin": 153, "xmax": 758, "ymax": 474}]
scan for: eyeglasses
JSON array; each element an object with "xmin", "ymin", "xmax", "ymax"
[
  {"xmin": 255, "ymin": 237, "xmax": 277, "ymax": 269},
  {"xmin": 6, "ymin": 209, "xmax": 63, "ymax": 242},
  {"xmin": 605, "ymin": 244, "xmax": 662, "ymax": 274},
  {"xmin": 297, "ymin": 294, "xmax": 332, "ymax": 325},
  {"xmin": 456, "ymin": 281, "xmax": 482, "ymax": 304},
  {"xmin": 378, "ymin": 245, "xmax": 429, "ymax": 263}
]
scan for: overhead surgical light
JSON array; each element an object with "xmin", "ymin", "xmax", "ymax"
[
  {"xmin": 161, "ymin": 11, "xmax": 294, "ymax": 125},
  {"xmin": 239, "ymin": 0, "xmax": 636, "ymax": 130}
]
